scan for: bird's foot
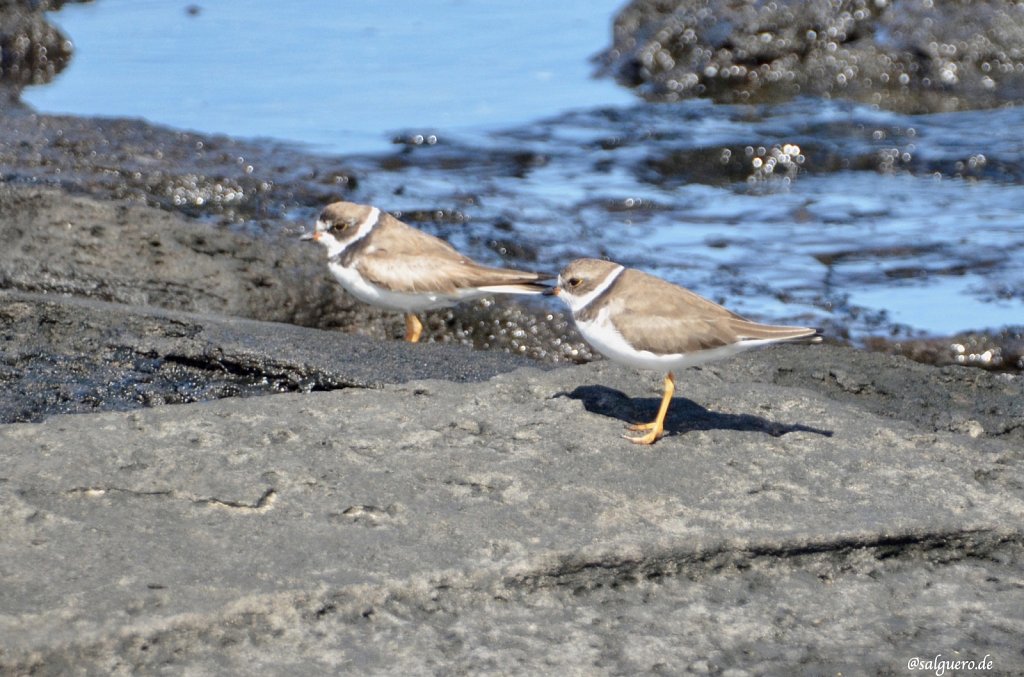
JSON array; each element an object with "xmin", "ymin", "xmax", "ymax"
[{"xmin": 623, "ymin": 424, "xmax": 664, "ymax": 445}]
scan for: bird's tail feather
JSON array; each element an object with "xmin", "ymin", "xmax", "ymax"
[
  {"xmin": 476, "ymin": 281, "xmax": 552, "ymax": 295},
  {"xmin": 730, "ymin": 320, "xmax": 823, "ymax": 343}
]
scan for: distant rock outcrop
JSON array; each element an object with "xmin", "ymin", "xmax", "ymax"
[
  {"xmin": 598, "ymin": 0, "xmax": 1024, "ymax": 112},
  {"xmin": 0, "ymin": 0, "xmax": 77, "ymax": 100}
]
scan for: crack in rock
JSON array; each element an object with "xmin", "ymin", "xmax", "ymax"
[
  {"xmin": 65, "ymin": 487, "xmax": 172, "ymax": 499},
  {"xmin": 505, "ymin": 528, "xmax": 1016, "ymax": 591},
  {"xmin": 196, "ymin": 488, "xmax": 277, "ymax": 513},
  {"xmin": 65, "ymin": 486, "xmax": 277, "ymax": 513},
  {"xmin": 159, "ymin": 352, "xmax": 362, "ymax": 394}
]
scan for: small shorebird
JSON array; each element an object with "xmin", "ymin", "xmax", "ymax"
[
  {"xmin": 303, "ymin": 201, "xmax": 550, "ymax": 342},
  {"xmin": 545, "ymin": 258, "xmax": 822, "ymax": 445}
]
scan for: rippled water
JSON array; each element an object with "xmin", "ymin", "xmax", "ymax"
[
  {"xmin": 343, "ymin": 100, "xmax": 1024, "ymax": 337},
  {"xmin": 22, "ymin": 1, "xmax": 1024, "ymax": 343}
]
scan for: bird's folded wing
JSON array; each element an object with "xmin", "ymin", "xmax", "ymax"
[
  {"xmin": 611, "ymin": 312, "xmax": 734, "ymax": 354},
  {"xmin": 354, "ymin": 251, "xmax": 539, "ymax": 294}
]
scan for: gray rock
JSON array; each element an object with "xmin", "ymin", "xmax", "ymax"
[
  {"xmin": 0, "ymin": 185, "xmax": 337, "ymax": 326},
  {"xmin": 0, "ymin": 289, "xmax": 548, "ymax": 423},
  {"xmin": 1, "ymin": 342, "xmax": 1021, "ymax": 674},
  {"xmin": 599, "ymin": 0, "xmax": 1024, "ymax": 112},
  {"xmin": 717, "ymin": 343, "xmax": 1024, "ymax": 442}
]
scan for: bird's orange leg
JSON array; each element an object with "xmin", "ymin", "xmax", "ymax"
[
  {"xmin": 404, "ymin": 313, "xmax": 423, "ymax": 343},
  {"xmin": 625, "ymin": 372, "xmax": 675, "ymax": 445}
]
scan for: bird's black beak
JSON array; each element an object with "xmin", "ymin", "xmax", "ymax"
[
  {"xmin": 299, "ymin": 231, "xmax": 319, "ymax": 241},
  {"xmin": 542, "ymin": 286, "xmax": 561, "ymax": 296}
]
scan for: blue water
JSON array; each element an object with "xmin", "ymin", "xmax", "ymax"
[{"xmin": 26, "ymin": 0, "xmax": 634, "ymax": 154}]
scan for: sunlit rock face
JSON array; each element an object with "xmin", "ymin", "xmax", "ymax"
[{"xmin": 598, "ymin": 0, "xmax": 1024, "ymax": 112}]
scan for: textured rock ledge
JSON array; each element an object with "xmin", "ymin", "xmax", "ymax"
[
  {"xmin": 1, "ymin": 331, "xmax": 1021, "ymax": 674},
  {"xmin": 0, "ymin": 290, "xmax": 547, "ymax": 424}
]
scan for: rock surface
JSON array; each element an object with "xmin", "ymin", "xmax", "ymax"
[
  {"xmin": 0, "ymin": 185, "xmax": 332, "ymax": 325},
  {"xmin": 1, "ymin": 338, "xmax": 1022, "ymax": 674},
  {"xmin": 0, "ymin": 290, "xmax": 548, "ymax": 424},
  {"xmin": 599, "ymin": 0, "xmax": 1024, "ymax": 112}
]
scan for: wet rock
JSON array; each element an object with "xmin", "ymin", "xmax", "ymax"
[
  {"xmin": 0, "ymin": 0, "xmax": 76, "ymax": 99},
  {"xmin": 863, "ymin": 328, "xmax": 1024, "ymax": 372},
  {"xmin": 0, "ymin": 111, "xmax": 357, "ymax": 221},
  {"xmin": 0, "ymin": 108, "xmax": 590, "ymax": 361},
  {"xmin": 641, "ymin": 141, "xmax": 805, "ymax": 187},
  {"xmin": 0, "ymin": 290, "xmax": 548, "ymax": 424},
  {"xmin": 1, "ymin": 347, "xmax": 1021, "ymax": 673},
  {"xmin": 599, "ymin": 0, "xmax": 1024, "ymax": 112}
]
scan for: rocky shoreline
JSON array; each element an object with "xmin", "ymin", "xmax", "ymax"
[
  {"xmin": 2, "ymin": 1, "xmax": 1023, "ymax": 673},
  {"xmin": 2, "ymin": 107, "xmax": 1020, "ymax": 373},
  {"xmin": 1, "ymin": 179, "xmax": 1022, "ymax": 672}
]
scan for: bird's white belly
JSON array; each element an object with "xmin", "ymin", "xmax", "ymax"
[
  {"xmin": 575, "ymin": 309, "xmax": 770, "ymax": 372},
  {"xmin": 327, "ymin": 262, "xmax": 481, "ymax": 312}
]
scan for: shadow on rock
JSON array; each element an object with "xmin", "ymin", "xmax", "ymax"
[{"xmin": 559, "ymin": 384, "xmax": 833, "ymax": 440}]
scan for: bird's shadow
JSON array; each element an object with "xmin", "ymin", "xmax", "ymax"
[{"xmin": 557, "ymin": 385, "xmax": 833, "ymax": 439}]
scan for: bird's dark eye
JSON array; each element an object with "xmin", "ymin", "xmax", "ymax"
[
  {"xmin": 331, "ymin": 221, "xmax": 350, "ymax": 232},
  {"xmin": 568, "ymin": 277, "xmax": 582, "ymax": 288}
]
